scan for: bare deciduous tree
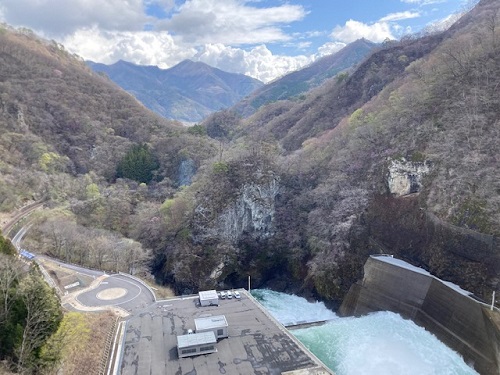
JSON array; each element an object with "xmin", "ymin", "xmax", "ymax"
[
  {"xmin": 0, "ymin": 254, "xmax": 23, "ymax": 324},
  {"xmin": 16, "ymin": 273, "xmax": 61, "ymax": 374}
]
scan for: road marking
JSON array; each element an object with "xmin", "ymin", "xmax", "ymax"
[
  {"xmin": 108, "ymin": 276, "xmax": 146, "ymax": 306},
  {"xmin": 64, "ymin": 281, "xmax": 81, "ymax": 289}
]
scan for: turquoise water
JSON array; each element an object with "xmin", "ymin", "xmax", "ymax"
[{"xmin": 252, "ymin": 289, "xmax": 478, "ymax": 375}]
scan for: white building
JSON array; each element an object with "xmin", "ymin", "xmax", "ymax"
[
  {"xmin": 194, "ymin": 315, "xmax": 228, "ymax": 339},
  {"xmin": 177, "ymin": 331, "xmax": 217, "ymax": 358},
  {"xmin": 199, "ymin": 290, "xmax": 219, "ymax": 307}
]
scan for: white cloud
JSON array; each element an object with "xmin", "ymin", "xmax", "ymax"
[
  {"xmin": 60, "ymin": 29, "xmax": 318, "ymax": 83},
  {"xmin": 330, "ymin": 20, "xmax": 394, "ymax": 43},
  {"xmin": 0, "ymin": 0, "xmax": 411, "ymax": 83},
  {"xmin": 0, "ymin": 0, "xmax": 315, "ymax": 81},
  {"xmin": 159, "ymin": 0, "xmax": 306, "ymax": 45},
  {"xmin": 0, "ymin": 0, "xmax": 150, "ymax": 36},
  {"xmin": 424, "ymin": 12, "xmax": 463, "ymax": 33},
  {"xmin": 379, "ymin": 11, "xmax": 421, "ymax": 22},
  {"xmin": 61, "ymin": 27, "xmax": 196, "ymax": 68},
  {"xmin": 145, "ymin": 0, "xmax": 174, "ymax": 8},
  {"xmin": 316, "ymin": 42, "xmax": 346, "ymax": 57},
  {"xmin": 193, "ymin": 44, "xmax": 313, "ymax": 83}
]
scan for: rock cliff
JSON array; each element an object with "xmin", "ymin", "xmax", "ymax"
[
  {"xmin": 214, "ymin": 178, "xmax": 279, "ymax": 243},
  {"xmin": 387, "ymin": 158, "xmax": 431, "ymax": 196}
]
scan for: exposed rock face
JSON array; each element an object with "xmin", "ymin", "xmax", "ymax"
[
  {"xmin": 196, "ymin": 174, "xmax": 279, "ymax": 244},
  {"xmin": 387, "ymin": 158, "xmax": 430, "ymax": 196},
  {"xmin": 178, "ymin": 158, "xmax": 196, "ymax": 187},
  {"xmin": 216, "ymin": 177, "xmax": 279, "ymax": 243}
]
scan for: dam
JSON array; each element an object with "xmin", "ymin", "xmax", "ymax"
[{"xmin": 339, "ymin": 255, "xmax": 500, "ymax": 375}]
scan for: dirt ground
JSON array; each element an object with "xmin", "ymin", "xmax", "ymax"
[
  {"xmin": 55, "ymin": 311, "xmax": 117, "ymax": 375},
  {"xmin": 37, "ymin": 257, "xmax": 96, "ymax": 294}
]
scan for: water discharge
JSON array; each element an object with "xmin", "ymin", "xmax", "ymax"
[{"xmin": 252, "ymin": 289, "xmax": 478, "ymax": 375}]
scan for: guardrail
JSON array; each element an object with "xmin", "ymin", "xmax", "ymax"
[{"xmin": 98, "ymin": 317, "xmax": 120, "ymax": 375}]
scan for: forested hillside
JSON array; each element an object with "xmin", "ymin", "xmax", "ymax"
[
  {"xmin": 0, "ymin": 24, "xmax": 218, "ymax": 277},
  {"xmin": 0, "ymin": 232, "xmax": 62, "ymax": 373},
  {"xmin": 231, "ymin": 38, "xmax": 377, "ymax": 118},
  {"xmin": 0, "ymin": 0, "xmax": 498, "ymax": 329},
  {"xmin": 154, "ymin": 0, "xmax": 499, "ymax": 305}
]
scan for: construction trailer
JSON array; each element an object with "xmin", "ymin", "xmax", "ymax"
[
  {"xmin": 177, "ymin": 331, "xmax": 217, "ymax": 358},
  {"xmin": 199, "ymin": 290, "xmax": 219, "ymax": 306},
  {"xmin": 194, "ymin": 315, "xmax": 229, "ymax": 339}
]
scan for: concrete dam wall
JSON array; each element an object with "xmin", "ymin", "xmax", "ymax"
[{"xmin": 339, "ymin": 255, "xmax": 500, "ymax": 375}]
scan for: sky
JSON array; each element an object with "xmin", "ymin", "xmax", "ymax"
[{"xmin": 0, "ymin": 0, "xmax": 471, "ymax": 82}]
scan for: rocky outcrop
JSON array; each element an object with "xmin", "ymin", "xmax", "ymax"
[
  {"xmin": 387, "ymin": 158, "xmax": 430, "ymax": 196},
  {"xmin": 178, "ymin": 158, "xmax": 196, "ymax": 187},
  {"xmin": 215, "ymin": 177, "xmax": 279, "ymax": 243},
  {"xmin": 339, "ymin": 255, "xmax": 500, "ymax": 375},
  {"xmin": 193, "ymin": 169, "xmax": 280, "ymax": 245}
]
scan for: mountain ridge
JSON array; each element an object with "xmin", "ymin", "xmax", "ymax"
[
  {"xmin": 0, "ymin": 0, "xmax": 498, "ymax": 343},
  {"xmin": 87, "ymin": 59, "xmax": 263, "ymax": 123},
  {"xmin": 231, "ymin": 38, "xmax": 377, "ymax": 117}
]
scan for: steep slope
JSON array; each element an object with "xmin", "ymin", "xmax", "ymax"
[
  {"xmin": 88, "ymin": 59, "xmax": 263, "ymax": 123},
  {"xmin": 231, "ymin": 39, "xmax": 377, "ymax": 117},
  {"xmin": 0, "ymin": 25, "xmax": 217, "ymax": 219},
  {"xmin": 153, "ymin": 0, "xmax": 500, "ymax": 310},
  {"xmin": 235, "ymin": 33, "xmax": 445, "ymax": 151}
]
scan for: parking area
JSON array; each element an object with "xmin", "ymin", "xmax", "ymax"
[{"xmin": 119, "ymin": 290, "xmax": 329, "ymax": 375}]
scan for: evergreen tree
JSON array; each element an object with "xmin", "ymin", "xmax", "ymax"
[
  {"xmin": 0, "ymin": 231, "xmax": 16, "ymax": 256},
  {"xmin": 116, "ymin": 143, "xmax": 159, "ymax": 183}
]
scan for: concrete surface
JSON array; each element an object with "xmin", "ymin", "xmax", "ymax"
[
  {"xmin": 120, "ymin": 290, "xmax": 332, "ymax": 375},
  {"xmin": 76, "ymin": 274, "xmax": 155, "ymax": 313},
  {"xmin": 339, "ymin": 255, "xmax": 500, "ymax": 375}
]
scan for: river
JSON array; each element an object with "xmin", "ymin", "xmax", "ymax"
[{"xmin": 251, "ymin": 289, "xmax": 478, "ymax": 375}]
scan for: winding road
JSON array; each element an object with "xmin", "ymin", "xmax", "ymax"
[
  {"xmin": 10, "ymin": 219, "xmax": 156, "ymax": 316},
  {"xmin": 6, "ymin": 204, "xmax": 158, "ymax": 375}
]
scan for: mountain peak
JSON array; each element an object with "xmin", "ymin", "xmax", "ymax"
[
  {"xmin": 169, "ymin": 59, "xmax": 213, "ymax": 75},
  {"xmin": 88, "ymin": 59, "xmax": 263, "ymax": 122}
]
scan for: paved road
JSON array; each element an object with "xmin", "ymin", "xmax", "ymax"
[
  {"xmin": 77, "ymin": 274, "xmax": 155, "ymax": 313},
  {"xmin": 11, "ymin": 226, "xmax": 155, "ymax": 314},
  {"xmin": 11, "ymin": 225, "xmax": 28, "ymax": 249},
  {"xmin": 37, "ymin": 254, "xmax": 105, "ymax": 278}
]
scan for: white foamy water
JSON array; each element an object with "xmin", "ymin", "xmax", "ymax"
[
  {"xmin": 252, "ymin": 289, "xmax": 478, "ymax": 375},
  {"xmin": 251, "ymin": 289, "xmax": 337, "ymax": 325}
]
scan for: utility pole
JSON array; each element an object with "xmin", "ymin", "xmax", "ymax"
[
  {"xmin": 491, "ymin": 291, "xmax": 496, "ymax": 311},
  {"xmin": 248, "ymin": 275, "xmax": 251, "ymax": 293}
]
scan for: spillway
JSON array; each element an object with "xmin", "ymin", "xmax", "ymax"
[{"xmin": 252, "ymin": 289, "xmax": 477, "ymax": 375}]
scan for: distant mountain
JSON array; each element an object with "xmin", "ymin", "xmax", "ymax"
[
  {"xmin": 87, "ymin": 59, "xmax": 263, "ymax": 123},
  {"xmin": 232, "ymin": 38, "xmax": 377, "ymax": 117}
]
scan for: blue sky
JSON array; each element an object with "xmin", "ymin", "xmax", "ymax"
[{"xmin": 0, "ymin": 0, "xmax": 469, "ymax": 82}]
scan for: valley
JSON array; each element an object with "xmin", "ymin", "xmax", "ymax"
[{"xmin": 0, "ymin": 0, "xmax": 499, "ymax": 373}]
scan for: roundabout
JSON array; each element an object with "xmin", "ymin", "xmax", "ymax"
[
  {"xmin": 75, "ymin": 274, "xmax": 155, "ymax": 313},
  {"xmin": 96, "ymin": 287, "xmax": 128, "ymax": 300}
]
